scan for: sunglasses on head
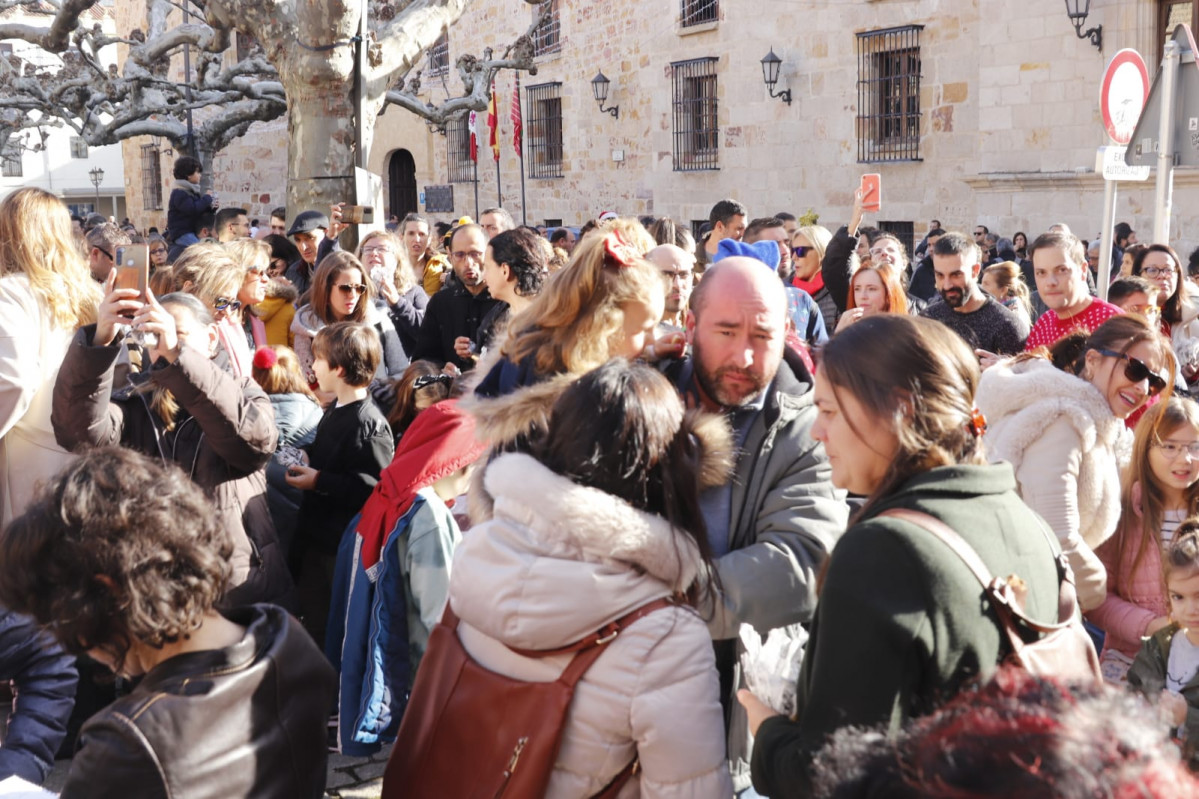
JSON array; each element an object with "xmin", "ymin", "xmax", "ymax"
[
  {"xmin": 336, "ymin": 283, "xmax": 368, "ymax": 296},
  {"xmin": 214, "ymin": 297, "xmax": 243, "ymax": 313},
  {"xmin": 792, "ymin": 246, "xmax": 811, "ymax": 257},
  {"xmin": 1092, "ymin": 347, "xmax": 1168, "ymax": 396}
]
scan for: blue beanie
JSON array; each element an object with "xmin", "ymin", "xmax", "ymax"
[{"xmin": 712, "ymin": 238, "xmax": 780, "ymax": 271}]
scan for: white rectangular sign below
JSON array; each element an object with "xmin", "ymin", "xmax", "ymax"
[{"xmin": 1097, "ymin": 145, "xmax": 1151, "ymax": 181}]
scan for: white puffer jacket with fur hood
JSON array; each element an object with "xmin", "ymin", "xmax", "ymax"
[
  {"xmin": 977, "ymin": 356, "xmax": 1131, "ymax": 611},
  {"xmin": 449, "ymin": 452, "xmax": 733, "ymax": 799}
]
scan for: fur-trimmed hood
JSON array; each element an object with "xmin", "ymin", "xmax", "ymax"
[
  {"xmin": 458, "ymin": 349, "xmax": 734, "ymax": 523},
  {"xmin": 450, "ymin": 452, "xmax": 708, "ymax": 649},
  {"xmin": 978, "ymin": 355, "xmax": 1130, "ymax": 548}
]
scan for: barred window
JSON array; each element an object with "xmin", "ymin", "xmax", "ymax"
[
  {"xmin": 140, "ymin": 143, "xmax": 163, "ymax": 210},
  {"xmin": 69, "ymin": 136, "xmax": 88, "ymax": 159},
  {"xmin": 532, "ymin": 1, "xmax": 561, "ymax": 57},
  {"xmin": 236, "ymin": 32, "xmax": 259, "ymax": 62},
  {"xmin": 544, "ymin": 218, "xmax": 562, "ymax": 227},
  {"xmin": 527, "ymin": 82, "xmax": 563, "ymax": 179},
  {"xmin": 681, "ymin": 0, "xmax": 717, "ymax": 27},
  {"xmin": 671, "ymin": 57, "xmax": 719, "ymax": 172},
  {"xmin": 1, "ymin": 143, "xmax": 21, "ymax": 178},
  {"xmin": 856, "ymin": 25, "xmax": 923, "ymax": 163},
  {"xmin": 428, "ymin": 31, "xmax": 449, "ymax": 78},
  {"xmin": 446, "ymin": 115, "xmax": 475, "ymax": 184}
]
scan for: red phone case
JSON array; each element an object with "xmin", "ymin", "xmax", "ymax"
[{"xmin": 860, "ymin": 174, "xmax": 881, "ymax": 213}]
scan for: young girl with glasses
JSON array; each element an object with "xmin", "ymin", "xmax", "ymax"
[
  {"xmin": 291, "ymin": 251, "xmax": 408, "ymax": 404},
  {"xmin": 1089, "ymin": 397, "xmax": 1199, "ymax": 683},
  {"xmin": 1133, "ymin": 244, "xmax": 1199, "ymax": 390},
  {"xmin": 977, "ymin": 314, "xmax": 1176, "ymax": 613}
]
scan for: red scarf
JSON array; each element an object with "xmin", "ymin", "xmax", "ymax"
[
  {"xmin": 792, "ymin": 270, "xmax": 825, "ymax": 296},
  {"xmin": 353, "ymin": 400, "xmax": 487, "ymax": 570}
]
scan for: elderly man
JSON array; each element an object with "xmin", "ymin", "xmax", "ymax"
[{"xmin": 664, "ymin": 256, "xmax": 847, "ymax": 794}]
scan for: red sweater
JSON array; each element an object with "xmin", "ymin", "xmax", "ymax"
[{"xmin": 1025, "ymin": 298, "xmax": 1123, "ymax": 351}]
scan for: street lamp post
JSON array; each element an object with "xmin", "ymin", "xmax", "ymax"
[{"xmin": 88, "ymin": 166, "xmax": 104, "ymax": 211}]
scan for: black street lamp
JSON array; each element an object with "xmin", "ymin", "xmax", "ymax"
[
  {"xmin": 761, "ymin": 49, "xmax": 792, "ymax": 106},
  {"xmin": 1064, "ymin": 0, "xmax": 1102, "ymax": 51},
  {"xmin": 590, "ymin": 71, "xmax": 619, "ymax": 119},
  {"xmin": 88, "ymin": 166, "xmax": 104, "ymax": 210}
]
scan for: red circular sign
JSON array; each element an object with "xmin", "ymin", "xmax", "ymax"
[{"xmin": 1101, "ymin": 49, "xmax": 1150, "ymax": 145}]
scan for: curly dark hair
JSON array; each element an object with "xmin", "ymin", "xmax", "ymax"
[
  {"xmin": 0, "ymin": 447, "xmax": 233, "ymax": 673},
  {"xmin": 810, "ymin": 666, "xmax": 1199, "ymax": 798},
  {"xmin": 172, "ymin": 155, "xmax": 202, "ymax": 180},
  {"xmin": 488, "ymin": 228, "xmax": 547, "ymax": 297}
]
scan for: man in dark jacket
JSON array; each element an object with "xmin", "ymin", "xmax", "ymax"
[
  {"xmin": 284, "ymin": 210, "xmax": 329, "ymax": 298},
  {"xmin": 666, "ymin": 257, "xmax": 848, "ymax": 793},
  {"xmin": 412, "ymin": 223, "xmax": 500, "ymax": 371}
]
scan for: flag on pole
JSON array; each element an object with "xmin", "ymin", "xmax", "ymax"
[
  {"xmin": 511, "ymin": 73, "xmax": 523, "ymax": 158},
  {"xmin": 487, "ymin": 78, "xmax": 500, "ymax": 162},
  {"xmin": 468, "ymin": 111, "xmax": 478, "ymax": 162}
]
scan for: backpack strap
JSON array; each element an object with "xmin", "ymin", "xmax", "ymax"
[{"xmin": 878, "ymin": 508, "xmax": 1078, "ymax": 632}]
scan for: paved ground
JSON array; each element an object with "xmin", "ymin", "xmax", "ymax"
[{"xmin": 42, "ymin": 744, "xmax": 394, "ymax": 797}]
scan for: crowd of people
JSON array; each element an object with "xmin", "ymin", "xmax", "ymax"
[{"xmin": 4, "ymin": 161, "xmax": 1199, "ymax": 798}]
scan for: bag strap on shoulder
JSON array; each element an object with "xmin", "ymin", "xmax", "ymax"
[
  {"xmin": 877, "ymin": 508, "xmax": 1078, "ymax": 632},
  {"xmin": 506, "ymin": 596, "xmax": 679, "ymax": 661}
]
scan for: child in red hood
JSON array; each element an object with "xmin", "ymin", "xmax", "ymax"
[{"xmin": 326, "ymin": 398, "xmax": 486, "ymax": 756}]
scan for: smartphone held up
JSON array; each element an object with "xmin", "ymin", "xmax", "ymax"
[
  {"xmin": 859, "ymin": 173, "xmax": 881, "ymax": 213},
  {"xmin": 113, "ymin": 244, "xmax": 157, "ymax": 348}
]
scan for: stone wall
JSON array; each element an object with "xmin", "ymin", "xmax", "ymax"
[{"xmin": 119, "ymin": 0, "xmax": 1199, "ymax": 254}]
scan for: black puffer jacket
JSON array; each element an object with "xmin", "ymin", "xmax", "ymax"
[
  {"xmin": 60, "ymin": 605, "xmax": 336, "ymax": 799},
  {"xmin": 51, "ymin": 327, "xmax": 295, "ymax": 610}
]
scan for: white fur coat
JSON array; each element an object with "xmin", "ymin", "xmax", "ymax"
[{"xmin": 977, "ymin": 357, "xmax": 1130, "ymax": 609}]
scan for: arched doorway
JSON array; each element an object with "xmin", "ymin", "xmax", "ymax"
[{"xmin": 388, "ymin": 149, "xmax": 418, "ymax": 219}]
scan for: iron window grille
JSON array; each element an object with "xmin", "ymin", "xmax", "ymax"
[
  {"xmin": 532, "ymin": 0, "xmax": 561, "ymax": 56},
  {"xmin": 527, "ymin": 82, "xmax": 563, "ymax": 179},
  {"xmin": 681, "ymin": 0, "xmax": 718, "ymax": 27},
  {"xmin": 1, "ymin": 143, "xmax": 21, "ymax": 178},
  {"xmin": 69, "ymin": 136, "xmax": 88, "ymax": 159},
  {"xmin": 140, "ymin": 143, "xmax": 163, "ymax": 210},
  {"xmin": 671, "ymin": 57, "xmax": 719, "ymax": 172},
  {"xmin": 544, "ymin": 218, "xmax": 563, "ymax": 227},
  {"xmin": 446, "ymin": 115, "xmax": 475, "ymax": 184},
  {"xmin": 855, "ymin": 25, "xmax": 923, "ymax": 163},
  {"xmin": 428, "ymin": 32, "xmax": 449, "ymax": 78},
  {"xmin": 878, "ymin": 220, "xmax": 915, "ymax": 262}
]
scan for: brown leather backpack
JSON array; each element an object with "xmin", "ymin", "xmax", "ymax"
[
  {"xmin": 381, "ymin": 597, "xmax": 676, "ymax": 799},
  {"xmin": 880, "ymin": 508, "xmax": 1102, "ymax": 684}
]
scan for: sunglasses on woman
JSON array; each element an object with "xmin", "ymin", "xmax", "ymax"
[
  {"xmin": 337, "ymin": 283, "xmax": 368, "ymax": 295},
  {"xmin": 213, "ymin": 297, "xmax": 243, "ymax": 313},
  {"xmin": 792, "ymin": 246, "xmax": 812, "ymax": 258},
  {"xmin": 1093, "ymin": 347, "xmax": 1168, "ymax": 396}
]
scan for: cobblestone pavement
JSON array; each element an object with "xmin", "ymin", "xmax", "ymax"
[{"xmin": 43, "ymin": 744, "xmax": 394, "ymax": 798}]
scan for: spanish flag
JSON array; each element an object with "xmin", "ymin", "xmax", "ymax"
[{"xmin": 486, "ymin": 78, "xmax": 500, "ymax": 162}]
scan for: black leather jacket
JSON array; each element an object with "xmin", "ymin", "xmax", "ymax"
[{"xmin": 61, "ymin": 605, "xmax": 336, "ymax": 799}]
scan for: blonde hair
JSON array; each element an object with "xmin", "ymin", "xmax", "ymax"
[
  {"xmin": 982, "ymin": 261, "xmax": 1031, "ymax": 317},
  {"xmin": 358, "ymin": 230, "xmax": 415, "ymax": 296},
  {"xmin": 224, "ymin": 239, "xmax": 271, "ymax": 273},
  {"xmin": 503, "ymin": 218, "xmax": 663, "ymax": 376},
  {"xmin": 0, "ymin": 188, "xmax": 99, "ymax": 329},
  {"xmin": 794, "ymin": 225, "xmax": 833, "ymax": 262},
  {"xmin": 252, "ymin": 346, "xmax": 316, "ymax": 400},
  {"xmin": 170, "ymin": 243, "xmax": 242, "ymax": 309}
]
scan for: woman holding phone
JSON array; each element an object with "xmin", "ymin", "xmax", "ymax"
[{"xmin": 0, "ymin": 187, "xmax": 100, "ymax": 527}]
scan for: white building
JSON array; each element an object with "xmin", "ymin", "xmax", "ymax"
[{"xmin": 0, "ymin": 1, "xmax": 127, "ymax": 220}]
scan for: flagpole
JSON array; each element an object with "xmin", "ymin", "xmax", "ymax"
[{"xmin": 473, "ymin": 160, "xmax": 479, "ymax": 220}]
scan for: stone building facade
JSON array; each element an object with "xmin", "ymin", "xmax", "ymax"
[{"xmin": 118, "ymin": 0, "xmax": 1199, "ymax": 256}]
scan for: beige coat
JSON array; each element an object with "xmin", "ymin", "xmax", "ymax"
[
  {"xmin": 977, "ymin": 356, "xmax": 1129, "ymax": 611},
  {"xmin": 450, "ymin": 453, "xmax": 732, "ymax": 799},
  {"xmin": 0, "ymin": 275, "xmax": 77, "ymax": 527}
]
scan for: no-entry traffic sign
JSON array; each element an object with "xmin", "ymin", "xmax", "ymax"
[{"xmin": 1101, "ymin": 49, "xmax": 1150, "ymax": 145}]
